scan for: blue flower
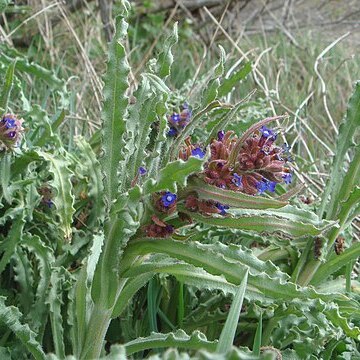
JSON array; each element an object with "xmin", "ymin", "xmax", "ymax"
[
  {"xmin": 232, "ymin": 173, "xmax": 242, "ymax": 187},
  {"xmin": 216, "ymin": 203, "xmax": 230, "ymax": 216},
  {"xmin": 161, "ymin": 192, "xmax": 177, "ymax": 207},
  {"xmin": 2, "ymin": 117, "xmax": 16, "ymax": 129},
  {"xmin": 191, "ymin": 147, "xmax": 205, "ymax": 159},
  {"xmin": 260, "ymin": 126, "xmax": 275, "ymax": 138},
  {"xmin": 256, "ymin": 180, "xmax": 268, "ymax": 194},
  {"xmin": 282, "ymin": 173, "xmax": 292, "ymax": 184},
  {"xmin": 267, "ymin": 181, "xmax": 277, "ymax": 192},
  {"xmin": 217, "ymin": 130, "xmax": 225, "ymax": 141},
  {"xmin": 167, "ymin": 127, "xmax": 178, "ymax": 137},
  {"xmin": 171, "ymin": 113, "xmax": 180, "ymax": 122},
  {"xmin": 139, "ymin": 167, "xmax": 147, "ymax": 175}
]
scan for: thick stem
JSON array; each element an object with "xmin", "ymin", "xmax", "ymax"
[{"xmin": 80, "ymin": 304, "xmax": 113, "ymax": 360}]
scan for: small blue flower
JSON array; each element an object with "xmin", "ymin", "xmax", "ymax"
[
  {"xmin": 2, "ymin": 118, "xmax": 16, "ymax": 129},
  {"xmin": 232, "ymin": 173, "xmax": 242, "ymax": 187},
  {"xmin": 171, "ymin": 113, "xmax": 180, "ymax": 122},
  {"xmin": 267, "ymin": 181, "xmax": 277, "ymax": 192},
  {"xmin": 168, "ymin": 127, "xmax": 178, "ymax": 137},
  {"xmin": 161, "ymin": 192, "xmax": 177, "ymax": 207},
  {"xmin": 139, "ymin": 167, "xmax": 147, "ymax": 175},
  {"xmin": 217, "ymin": 130, "xmax": 225, "ymax": 141},
  {"xmin": 216, "ymin": 203, "xmax": 229, "ymax": 216},
  {"xmin": 256, "ymin": 180, "xmax": 268, "ymax": 194},
  {"xmin": 282, "ymin": 173, "xmax": 292, "ymax": 184},
  {"xmin": 260, "ymin": 126, "xmax": 275, "ymax": 138},
  {"xmin": 191, "ymin": 147, "xmax": 205, "ymax": 159}
]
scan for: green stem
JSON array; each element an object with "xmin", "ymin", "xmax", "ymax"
[{"xmin": 80, "ymin": 304, "xmax": 113, "ymax": 360}]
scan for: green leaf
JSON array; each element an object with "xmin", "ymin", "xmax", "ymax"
[
  {"xmin": 181, "ymin": 205, "xmax": 332, "ymax": 238},
  {"xmin": 0, "ymin": 297, "xmax": 46, "ymax": 360},
  {"xmin": 0, "ymin": 60, "xmax": 16, "ymax": 114},
  {"xmin": 124, "ymin": 330, "xmax": 217, "ymax": 356},
  {"xmin": 157, "ymin": 22, "xmax": 178, "ymax": 79},
  {"xmin": 0, "ymin": 153, "xmax": 12, "ymax": 203},
  {"xmin": 21, "ymin": 234, "xmax": 54, "ymax": 337},
  {"xmin": 0, "ymin": 213, "xmax": 24, "ymax": 274},
  {"xmin": 37, "ymin": 151, "xmax": 75, "ymax": 240},
  {"xmin": 218, "ymin": 62, "xmax": 252, "ymax": 98},
  {"xmin": 253, "ymin": 313, "xmax": 263, "ymax": 356},
  {"xmin": 311, "ymin": 242, "xmax": 360, "ymax": 285},
  {"xmin": 319, "ymin": 81, "xmax": 360, "ymax": 219},
  {"xmin": 102, "ymin": 15, "xmax": 130, "ymax": 203},
  {"xmin": 144, "ymin": 158, "xmax": 204, "ymax": 194},
  {"xmin": 217, "ymin": 269, "xmax": 248, "ymax": 353},
  {"xmin": 187, "ymin": 177, "xmax": 287, "ymax": 209}
]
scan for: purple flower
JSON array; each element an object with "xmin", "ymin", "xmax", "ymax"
[
  {"xmin": 139, "ymin": 167, "xmax": 147, "ymax": 175},
  {"xmin": 260, "ymin": 126, "xmax": 275, "ymax": 139},
  {"xmin": 2, "ymin": 117, "xmax": 16, "ymax": 129},
  {"xmin": 0, "ymin": 114, "xmax": 24, "ymax": 151},
  {"xmin": 232, "ymin": 173, "xmax": 242, "ymax": 187},
  {"xmin": 217, "ymin": 130, "xmax": 225, "ymax": 141},
  {"xmin": 191, "ymin": 147, "xmax": 205, "ymax": 159},
  {"xmin": 216, "ymin": 203, "xmax": 230, "ymax": 216},
  {"xmin": 161, "ymin": 192, "xmax": 177, "ymax": 207},
  {"xmin": 282, "ymin": 173, "xmax": 292, "ymax": 184},
  {"xmin": 168, "ymin": 127, "xmax": 178, "ymax": 137}
]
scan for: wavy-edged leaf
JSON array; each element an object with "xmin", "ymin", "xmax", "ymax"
[
  {"xmin": 102, "ymin": 15, "xmax": 130, "ymax": 203},
  {"xmin": 157, "ymin": 22, "xmax": 178, "ymax": 79},
  {"xmin": 319, "ymin": 81, "xmax": 360, "ymax": 219},
  {"xmin": 0, "ymin": 296, "xmax": 46, "ymax": 360},
  {"xmin": 0, "ymin": 212, "xmax": 24, "ymax": 274},
  {"xmin": 21, "ymin": 233, "xmax": 54, "ymax": 338},
  {"xmin": 144, "ymin": 158, "xmax": 203, "ymax": 194},
  {"xmin": 124, "ymin": 329, "xmax": 217, "ymax": 356},
  {"xmin": 75, "ymin": 137, "xmax": 104, "ymax": 226},
  {"xmin": 37, "ymin": 151, "xmax": 75, "ymax": 240},
  {"xmin": 187, "ymin": 177, "xmax": 287, "ymax": 209}
]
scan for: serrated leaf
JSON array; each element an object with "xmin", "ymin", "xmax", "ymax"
[{"xmin": 0, "ymin": 297, "xmax": 46, "ymax": 360}]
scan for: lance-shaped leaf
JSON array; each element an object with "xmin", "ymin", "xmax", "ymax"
[
  {"xmin": 124, "ymin": 330, "xmax": 217, "ymax": 356},
  {"xmin": 102, "ymin": 15, "xmax": 130, "ymax": 203},
  {"xmin": 187, "ymin": 177, "xmax": 287, "ymax": 209},
  {"xmin": 0, "ymin": 297, "xmax": 46, "ymax": 360},
  {"xmin": 218, "ymin": 62, "xmax": 252, "ymax": 98},
  {"xmin": 319, "ymin": 81, "xmax": 360, "ymax": 219},
  {"xmin": 0, "ymin": 60, "xmax": 16, "ymax": 114},
  {"xmin": 180, "ymin": 205, "xmax": 333, "ymax": 238}
]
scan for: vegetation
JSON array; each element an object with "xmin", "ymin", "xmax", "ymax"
[{"xmin": 0, "ymin": 1, "xmax": 359, "ymax": 359}]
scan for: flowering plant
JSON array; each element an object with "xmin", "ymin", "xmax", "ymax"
[{"xmin": 0, "ymin": 2, "xmax": 359, "ymax": 359}]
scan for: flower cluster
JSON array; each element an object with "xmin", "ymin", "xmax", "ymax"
[
  {"xmin": 203, "ymin": 126, "xmax": 293, "ymax": 195},
  {"xmin": 167, "ymin": 103, "xmax": 192, "ymax": 137},
  {"xmin": 143, "ymin": 216, "xmax": 174, "ymax": 238},
  {"xmin": 0, "ymin": 114, "xmax": 24, "ymax": 151}
]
